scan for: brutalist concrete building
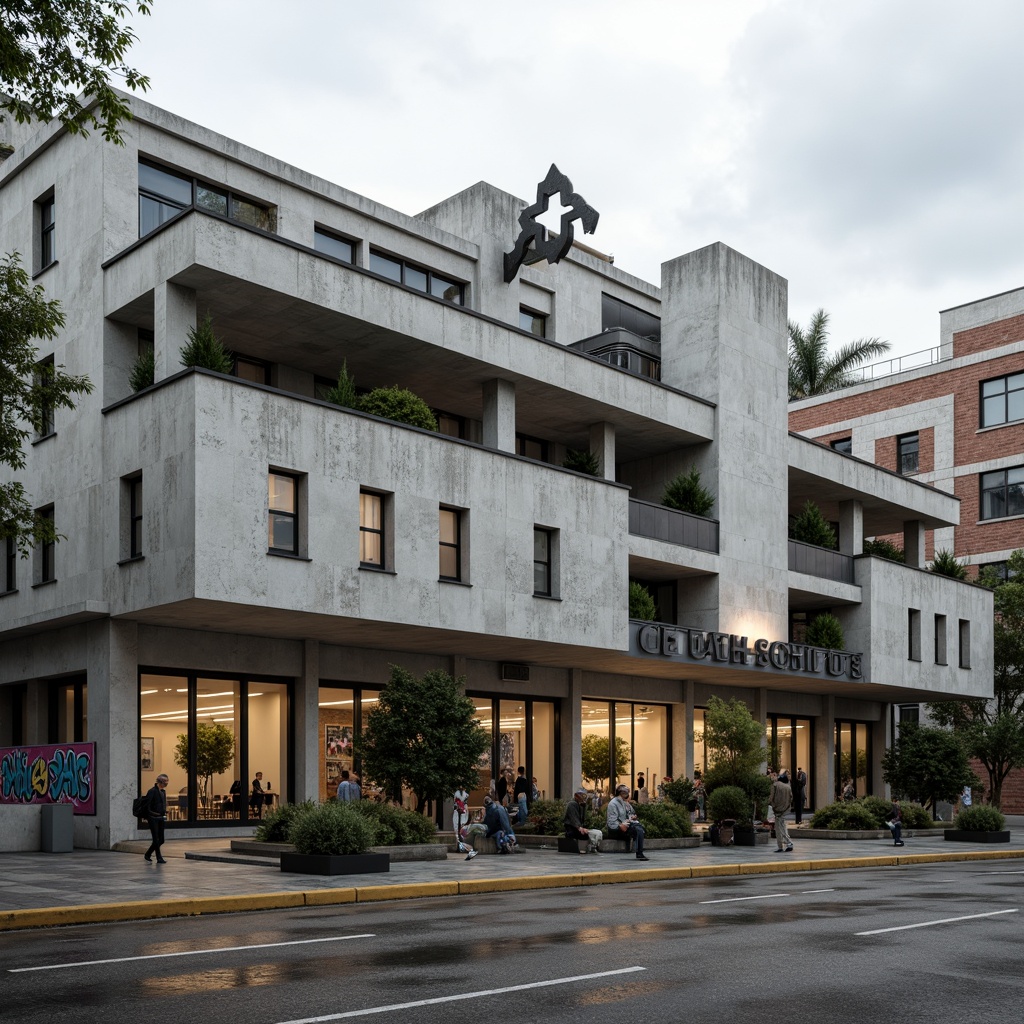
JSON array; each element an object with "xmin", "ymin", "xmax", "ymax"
[{"xmin": 0, "ymin": 96, "xmax": 993, "ymax": 849}]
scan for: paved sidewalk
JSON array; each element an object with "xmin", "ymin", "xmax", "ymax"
[{"xmin": 2, "ymin": 817, "xmax": 1023, "ymax": 932}]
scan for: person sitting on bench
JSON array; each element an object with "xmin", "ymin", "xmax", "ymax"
[
  {"xmin": 564, "ymin": 788, "xmax": 604, "ymax": 853},
  {"xmin": 606, "ymin": 783, "xmax": 649, "ymax": 860}
]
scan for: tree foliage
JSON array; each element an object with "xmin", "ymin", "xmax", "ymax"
[
  {"xmin": 930, "ymin": 549, "xmax": 967, "ymax": 580},
  {"xmin": 628, "ymin": 580, "xmax": 658, "ymax": 621},
  {"xmin": 359, "ymin": 386, "xmax": 438, "ymax": 431},
  {"xmin": 805, "ymin": 612, "xmax": 844, "ymax": 651},
  {"xmin": 880, "ymin": 723, "xmax": 976, "ymax": 812},
  {"xmin": 0, "ymin": 253, "xmax": 93, "ymax": 553},
  {"xmin": 562, "ymin": 447, "xmax": 599, "ymax": 475},
  {"xmin": 789, "ymin": 499, "xmax": 837, "ymax": 549},
  {"xmin": 863, "ymin": 538, "xmax": 904, "ymax": 563},
  {"xmin": 929, "ymin": 549, "xmax": 1024, "ymax": 807},
  {"xmin": 323, "ymin": 360, "xmax": 359, "ymax": 410},
  {"xmin": 662, "ymin": 466, "xmax": 715, "ymax": 517},
  {"xmin": 579, "ymin": 733, "xmax": 630, "ymax": 789},
  {"xmin": 128, "ymin": 346, "xmax": 154, "ymax": 392},
  {"xmin": 1, "ymin": 0, "xmax": 151, "ymax": 144},
  {"xmin": 173, "ymin": 721, "xmax": 234, "ymax": 808},
  {"xmin": 700, "ymin": 695, "xmax": 766, "ymax": 801},
  {"xmin": 179, "ymin": 313, "xmax": 233, "ymax": 373},
  {"xmin": 788, "ymin": 308, "xmax": 891, "ymax": 399},
  {"xmin": 356, "ymin": 666, "xmax": 488, "ymax": 813}
]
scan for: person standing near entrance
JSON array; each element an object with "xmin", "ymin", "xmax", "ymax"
[
  {"xmin": 144, "ymin": 773, "xmax": 169, "ymax": 863},
  {"xmin": 791, "ymin": 768, "xmax": 806, "ymax": 825},
  {"xmin": 250, "ymin": 772, "xmax": 266, "ymax": 819},
  {"xmin": 514, "ymin": 766, "xmax": 530, "ymax": 824},
  {"xmin": 336, "ymin": 769, "xmax": 361, "ymax": 802},
  {"xmin": 770, "ymin": 770, "xmax": 794, "ymax": 853}
]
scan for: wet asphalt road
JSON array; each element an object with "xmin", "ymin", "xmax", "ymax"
[{"xmin": 2, "ymin": 861, "xmax": 1022, "ymax": 1024}]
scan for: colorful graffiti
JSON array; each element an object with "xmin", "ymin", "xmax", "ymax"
[{"xmin": 0, "ymin": 742, "xmax": 96, "ymax": 815}]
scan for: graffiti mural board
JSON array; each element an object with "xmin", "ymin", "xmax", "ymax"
[{"xmin": 0, "ymin": 742, "xmax": 96, "ymax": 815}]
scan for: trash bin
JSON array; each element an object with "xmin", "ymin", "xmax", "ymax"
[{"xmin": 40, "ymin": 803, "xmax": 74, "ymax": 853}]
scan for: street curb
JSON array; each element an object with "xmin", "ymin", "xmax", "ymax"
[{"xmin": 2, "ymin": 848, "xmax": 1023, "ymax": 932}]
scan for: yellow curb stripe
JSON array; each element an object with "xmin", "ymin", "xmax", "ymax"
[
  {"xmin": 458, "ymin": 874, "xmax": 584, "ymax": 894},
  {"xmin": 355, "ymin": 882, "xmax": 459, "ymax": 902},
  {"xmin": 739, "ymin": 860, "xmax": 813, "ymax": 874},
  {"xmin": 690, "ymin": 864, "xmax": 741, "ymax": 877},
  {"xmin": 302, "ymin": 889, "xmax": 357, "ymax": 907}
]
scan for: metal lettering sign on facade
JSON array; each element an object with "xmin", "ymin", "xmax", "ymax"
[
  {"xmin": 0, "ymin": 742, "xmax": 96, "ymax": 814},
  {"xmin": 504, "ymin": 164, "xmax": 599, "ymax": 282},
  {"xmin": 636, "ymin": 623, "xmax": 863, "ymax": 681}
]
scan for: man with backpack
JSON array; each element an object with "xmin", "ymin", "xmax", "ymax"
[{"xmin": 143, "ymin": 774, "xmax": 169, "ymax": 863}]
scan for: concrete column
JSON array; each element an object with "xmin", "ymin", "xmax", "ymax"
[
  {"xmin": 819, "ymin": 696, "xmax": 836, "ymax": 811},
  {"xmin": 838, "ymin": 500, "xmax": 864, "ymax": 556},
  {"xmin": 680, "ymin": 680, "xmax": 695, "ymax": 780},
  {"xmin": 153, "ymin": 281, "xmax": 196, "ymax": 383},
  {"xmin": 589, "ymin": 421, "xmax": 616, "ymax": 480},
  {"xmin": 872, "ymin": 711, "xmax": 891, "ymax": 800},
  {"xmin": 24, "ymin": 679, "xmax": 48, "ymax": 744},
  {"xmin": 482, "ymin": 378, "xmax": 516, "ymax": 453},
  {"xmin": 561, "ymin": 668, "xmax": 583, "ymax": 801},
  {"xmin": 752, "ymin": 687, "xmax": 769, "ymax": 770},
  {"xmin": 295, "ymin": 640, "xmax": 320, "ymax": 803},
  {"xmin": 904, "ymin": 520, "xmax": 926, "ymax": 568}
]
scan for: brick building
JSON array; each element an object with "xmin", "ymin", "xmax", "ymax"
[{"xmin": 789, "ymin": 287, "xmax": 1024, "ymax": 810}]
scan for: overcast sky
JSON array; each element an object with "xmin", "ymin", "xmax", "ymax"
[{"xmin": 127, "ymin": 0, "xmax": 1024, "ymax": 365}]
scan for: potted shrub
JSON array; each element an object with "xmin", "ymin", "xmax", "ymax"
[
  {"xmin": 945, "ymin": 805, "xmax": 1010, "ymax": 843},
  {"xmin": 706, "ymin": 784, "xmax": 749, "ymax": 846},
  {"xmin": 280, "ymin": 801, "xmax": 389, "ymax": 874},
  {"xmin": 662, "ymin": 467, "xmax": 714, "ymax": 517},
  {"xmin": 563, "ymin": 448, "xmax": 599, "ymax": 475}
]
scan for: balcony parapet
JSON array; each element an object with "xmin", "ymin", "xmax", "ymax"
[
  {"xmin": 788, "ymin": 539, "xmax": 854, "ymax": 584},
  {"xmin": 628, "ymin": 498, "xmax": 719, "ymax": 554}
]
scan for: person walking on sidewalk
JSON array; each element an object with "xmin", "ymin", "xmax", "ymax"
[
  {"xmin": 144, "ymin": 773, "xmax": 169, "ymax": 863},
  {"xmin": 607, "ymin": 784, "xmax": 649, "ymax": 860},
  {"xmin": 888, "ymin": 799, "xmax": 905, "ymax": 847},
  {"xmin": 770, "ymin": 770, "xmax": 794, "ymax": 853}
]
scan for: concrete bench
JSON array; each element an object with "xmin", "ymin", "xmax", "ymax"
[
  {"xmin": 600, "ymin": 831, "xmax": 634, "ymax": 852},
  {"xmin": 557, "ymin": 836, "xmax": 588, "ymax": 853}
]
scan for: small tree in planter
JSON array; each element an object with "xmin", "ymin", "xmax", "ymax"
[
  {"xmin": 359, "ymin": 386, "xmax": 437, "ymax": 430},
  {"xmin": 129, "ymin": 348, "xmax": 155, "ymax": 392},
  {"xmin": 580, "ymin": 734, "xmax": 629, "ymax": 793},
  {"xmin": 701, "ymin": 695, "xmax": 769, "ymax": 834},
  {"xmin": 563, "ymin": 448, "xmax": 599, "ymax": 475},
  {"xmin": 947, "ymin": 804, "xmax": 1009, "ymax": 843},
  {"xmin": 789, "ymin": 500, "xmax": 837, "ymax": 549},
  {"xmin": 806, "ymin": 612, "xmax": 844, "ymax": 650},
  {"xmin": 322, "ymin": 360, "xmax": 359, "ymax": 410},
  {"xmin": 629, "ymin": 581, "xmax": 657, "ymax": 620},
  {"xmin": 930, "ymin": 549, "xmax": 967, "ymax": 579},
  {"xmin": 179, "ymin": 313, "xmax": 233, "ymax": 373},
  {"xmin": 863, "ymin": 538, "xmax": 904, "ymax": 562},
  {"xmin": 662, "ymin": 467, "xmax": 714, "ymax": 517},
  {"xmin": 281, "ymin": 801, "xmax": 391, "ymax": 874},
  {"xmin": 173, "ymin": 721, "xmax": 234, "ymax": 810}
]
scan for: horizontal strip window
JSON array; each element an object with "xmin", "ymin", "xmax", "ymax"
[
  {"xmin": 314, "ymin": 228, "xmax": 355, "ymax": 264},
  {"xmin": 138, "ymin": 160, "xmax": 276, "ymax": 238},
  {"xmin": 369, "ymin": 249, "xmax": 464, "ymax": 305}
]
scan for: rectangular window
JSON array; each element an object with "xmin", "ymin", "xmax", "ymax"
[
  {"xmin": 534, "ymin": 527, "xmax": 553, "ymax": 596},
  {"xmin": 959, "ymin": 619, "xmax": 971, "ymax": 669},
  {"xmin": 436, "ymin": 412, "xmax": 465, "ymax": 439},
  {"xmin": 34, "ymin": 355, "xmax": 55, "ymax": 438},
  {"xmin": 37, "ymin": 192, "xmax": 56, "ymax": 270},
  {"xmin": 830, "ymin": 437, "xmax": 852, "ymax": 455},
  {"xmin": 268, "ymin": 472, "xmax": 299, "ymax": 554},
  {"xmin": 516, "ymin": 433, "xmax": 549, "ymax": 462},
  {"xmin": 4, "ymin": 535, "xmax": 15, "ymax": 593},
  {"xmin": 980, "ymin": 466, "xmax": 1024, "ymax": 520},
  {"xmin": 934, "ymin": 613, "xmax": 947, "ymax": 666},
  {"xmin": 234, "ymin": 356, "xmax": 270, "ymax": 385},
  {"xmin": 139, "ymin": 160, "xmax": 276, "ymax": 237},
  {"xmin": 122, "ymin": 474, "xmax": 144, "ymax": 560},
  {"xmin": 520, "ymin": 307, "xmax": 547, "ymax": 338},
  {"xmin": 898, "ymin": 704, "xmax": 920, "ymax": 725},
  {"xmin": 897, "ymin": 432, "xmax": 919, "ymax": 475},
  {"xmin": 314, "ymin": 228, "xmax": 355, "ymax": 264},
  {"xmin": 369, "ymin": 249, "xmax": 465, "ymax": 305},
  {"xmin": 601, "ymin": 293, "xmax": 661, "ymax": 343},
  {"xmin": 908, "ymin": 608, "xmax": 921, "ymax": 662},
  {"xmin": 359, "ymin": 490, "xmax": 384, "ymax": 568},
  {"xmin": 37, "ymin": 506, "xmax": 55, "ymax": 584},
  {"xmin": 439, "ymin": 506, "xmax": 462, "ymax": 581},
  {"xmin": 980, "ymin": 372, "xmax": 1024, "ymax": 428}
]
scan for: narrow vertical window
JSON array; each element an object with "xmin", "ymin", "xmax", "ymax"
[
  {"xmin": 38, "ymin": 193, "xmax": 56, "ymax": 270},
  {"xmin": 934, "ymin": 613, "xmax": 947, "ymax": 666},
  {"xmin": 439, "ymin": 507, "xmax": 462, "ymax": 581},
  {"xmin": 908, "ymin": 608, "xmax": 921, "ymax": 662},
  {"xmin": 534, "ymin": 527, "xmax": 552, "ymax": 596},
  {"xmin": 359, "ymin": 491, "xmax": 384, "ymax": 568},
  {"xmin": 34, "ymin": 356, "xmax": 55, "ymax": 438},
  {"xmin": 959, "ymin": 619, "xmax": 971, "ymax": 669},
  {"xmin": 37, "ymin": 506, "xmax": 55, "ymax": 583},
  {"xmin": 268, "ymin": 473, "xmax": 298, "ymax": 554},
  {"xmin": 4, "ymin": 535, "xmax": 15, "ymax": 593},
  {"xmin": 897, "ymin": 432, "xmax": 919, "ymax": 475},
  {"xmin": 520, "ymin": 307, "xmax": 547, "ymax": 338},
  {"xmin": 130, "ymin": 476, "xmax": 143, "ymax": 558}
]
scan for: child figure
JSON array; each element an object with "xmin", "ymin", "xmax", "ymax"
[{"xmin": 453, "ymin": 786, "xmax": 479, "ymax": 860}]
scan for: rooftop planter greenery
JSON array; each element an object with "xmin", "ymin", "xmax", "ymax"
[
  {"xmin": 628, "ymin": 581, "xmax": 657, "ymax": 621},
  {"xmin": 789, "ymin": 500, "xmax": 837, "ymax": 549},
  {"xmin": 662, "ymin": 467, "xmax": 714, "ymax": 517},
  {"xmin": 563, "ymin": 448, "xmax": 599, "ymax": 475}
]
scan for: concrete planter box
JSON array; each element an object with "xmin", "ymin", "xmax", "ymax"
[
  {"xmin": 232, "ymin": 840, "xmax": 445, "ymax": 862},
  {"xmin": 943, "ymin": 829, "xmax": 1011, "ymax": 843},
  {"xmin": 733, "ymin": 830, "xmax": 771, "ymax": 846},
  {"xmin": 794, "ymin": 828, "xmax": 938, "ymax": 840},
  {"xmin": 280, "ymin": 852, "xmax": 390, "ymax": 875}
]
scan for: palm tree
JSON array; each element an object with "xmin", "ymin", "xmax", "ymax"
[{"xmin": 788, "ymin": 308, "xmax": 891, "ymax": 399}]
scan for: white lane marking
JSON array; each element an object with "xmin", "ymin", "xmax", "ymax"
[
  {"xmin": 8, "ymin": 934, "xmax": 376, "ymax": 972},
  {"xmin": 699, "ymin": 893, "xmax": 789, "ymax": 904},
  {"xmin": 983, "ymin": 870, "xmax": 1024, "ymax": 875},
  {"xmin": 275, "ymin": 967, "xmax": 647, "ymax": 1024},
  {"xmin": 801, "ymin": 889, "xmax": 835, "ymax": 894},
  {"xmin": 856, "ymin": 909, "xmax": 1018, "ymax": 936}
]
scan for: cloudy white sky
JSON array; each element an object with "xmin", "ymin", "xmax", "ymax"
[{"xmin": 127, "ymin": 0, "xmax": 1024, "ymax": 365}]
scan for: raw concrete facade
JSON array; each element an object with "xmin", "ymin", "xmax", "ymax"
[{"xmin": 0, "ymin": 96, "xmax": 993, "ymax": 849}]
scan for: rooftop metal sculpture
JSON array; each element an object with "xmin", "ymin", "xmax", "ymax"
[{"xmin": 503, "ymin": 164, "xmax": 599, "ymax": 283}]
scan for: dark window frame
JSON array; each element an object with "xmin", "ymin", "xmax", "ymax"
[
  {"xmin": 4, "ymin": 535, "xmax": 15, "ymax": 593},
  {"xmin": 519, "ymin": 306, "xmax": 547, "ymax": 338},
  {"xmin": 268, "ymin": 471, "xmax": 300, "ymax": 556},
  {"xmin": 129, "ymin": 475, "xmax": 144, "ymax": 559},
  {"xmin": 533, "ymin": 527, "xmax": 553, "ymax": 597},
  {"xmin": 368, "ymin": 248, "xmax": 465, "ymax": 306},
  {"xmin": 439, "ymin": 506, "xmax": 463, "ymax": 582},
  {"xmin": 830, "ymin": 437, "xmax": 852, "ymax": 455},
  {"xmin": 38, "ymin": 191, "xmax": 56, "ymax": 271},
  {"xmin": 138, "ymin": 159, "xmax": 276, "ymax": 238},
  {"xmin": 980, "ymin": 465, "xmax": 1024, "ymax": 521},
  {"xmin": 897, "ymin": 432, "xmax": 919, "ymax": 475},
  {"xmin": 600, "ymin": 292, "xmax": 662, "ymax": 343},
  {"xmin": 359, "ymin": 489, "xmax": 386, "ymax": 569},
  {"xmin": 314, "ymin": 227, "xmax": 356, "ymax": 264},
  {"xmin": 37, "ymin": 505, "xmax": 55, "ymax": 583},
  {"xmin": 980, "ymin": 371, "xmax": 1024, "ymax": 429},
  {"xmin": 516, "ymin": 433, "xmax": 549, "ymax": 462},
  {"xmin": 34, "ymin": 355, "xmax": 55, "ymax": 439},
  {"xmin": 233, "ymin": 355, "xmax": 271, "ymax": 385}
]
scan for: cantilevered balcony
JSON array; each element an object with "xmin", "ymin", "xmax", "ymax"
[
  {"xmin": 788, "ymin": 539, "xmax": 854, "ymax": 584},
  {"xmin": 628, "ymin": 498, "xmax": 719, "ymax": 553}
]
